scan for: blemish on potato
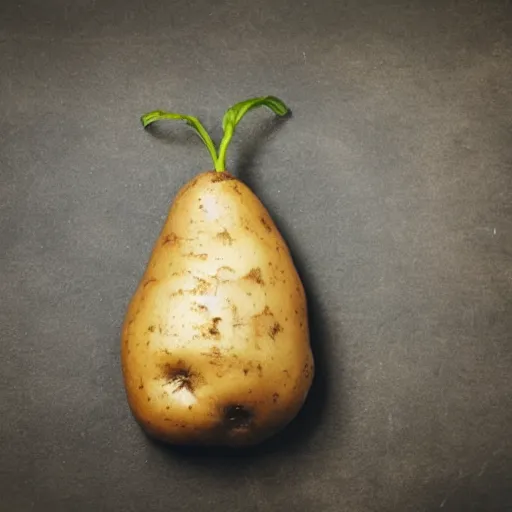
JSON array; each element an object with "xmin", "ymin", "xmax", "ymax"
[
  {"xmin": 222, "ymin": 404, "xmax": 253, "ymax": 430},
  {"xmin": 192, "ymin": 302, "xmax": 208, "ymax": 313},
  {"xmin": 233, "ymin": 184, "xmax": 242, "ymax": 195},
  {"xmin": 272, "ymin": 393, "xmax": 280, "ymax": 403},
  {"xmin": 243, "ymin": 368, "xmax": 249, "ymax": 376},
  {"xmin": 268, "ymin": 322, "xmax": 282, "ymax": 340},
  {"xmin": 244, "ymin": 267, "xmax": 264, "ymax": 285},
  {"xmin": 210, "ymin": 346, "xmax": 222, "ymax": 358},
  {"xmin": 161, "ymin": 364, "xmax": 198, "ymax": 393},
  {"xmin": 211, "ymin": 172, "xmax": 235, "ymax": 182},
  {"xmin": 148, "ymin": 325, "xmax": 156, "ymax": 333},
  {"xmin": 201, "ymin": 346, "xmax": 223, "ymax": 366},
  {"xmin": 162, "ymin": 232, "xmax": 179, "ymax": 246},
  {"xmin": 260, "ymin": 216, "xmax": 272, "ymax": 233},
  {"xmin": 209, "ymin": 317, "xmax": 222, "ymax": 336},
  {"xmin": 191, "ymin": 278, "xmax": 212, "ymax": 295},
  {"xmin": 197, "ymin": 317, "xmax": 222, "ymax": 339},
  {"xmin": 186, "ymin": 252, "xmax": 208, "ymax": 260},
  {"xmin": 216, "ymin": 266, "xmax": 235, "ymax": 281},
  {"xmin": 216, "ymin": 229, "xmax": 234, "ymax": 245},
  {"xmin": 143, "ymin": 277, "xmax": 157, "ymax": 288},
  {"xmin": 257, "ymin": 363, "xmax": 263, "ymax": 376}
]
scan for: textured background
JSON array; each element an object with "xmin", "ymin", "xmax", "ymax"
[{"xmin": 1, "ymin": 0, "xmax": 512, "ymax": 511}]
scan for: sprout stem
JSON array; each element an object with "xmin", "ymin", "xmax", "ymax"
[{"xmin": 140, "ymin": 96, "xmax": 290, "ymax": 173}]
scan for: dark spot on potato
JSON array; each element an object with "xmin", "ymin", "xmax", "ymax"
[
  {"xmin": 233, "ymin": 184, "xmax": 242, "ymax": 195},
  {"xmin": 161, "ymin": 364, "xmax": 200, "ymax": 393},
  {"xmin": 216, "ymin": 229, "xmax": 233, "ymax": 245},
  {"xmin": 269, "ymin": 322, "xmax": 283, "ymax": 340},
  {"xmin": 192, "ymin": 278, "xmax": 211, "ymax": 295},
  {"xmin": 147, "ymin": 397, "xmax": 151, "ymax": 402},
  {"xmin": 216, "ymin": 265, "xmax": 235, "ymax": 277},
  {"xmin": 223, "ymin": 404, "xmax": 253, "ymax": 430},
  {"xmin": 138, "ymin": 383, "xmax": 144, "ymax": 390},
  {"xmin": 143, "ymin": 277, "xmax": 157, "ymax": 288},
  {"xmin": 192, "ymin": 302, "xmax": 208, "ymax": 313},
  {"xmin": 244, "ymin": 267, "xmax": 264, "ymax": 285},
  {"xmin": 148, "ymin": 325, "xmax": 155, "ymax": 333},
  {"xmin": 162, "ymin": 232, "xmax": 179, "ymax": 246},
  {"xmin": 211, "ymin": 346, "xmax": 222, "ymax": 358},
  {"xmin": 243, "ymin": 368, "xmax": 249, "ymax": 376},
  {"xmin": 186, "ymin": 252, "xmax": 208, "ymax": 260},
  {"xmin": 166, "ymin": 406, "xmax": 170, "ymax": 410},
  {"xmin": 257, "ymin": 363, "xmax": 263, "ymax": 376},
  {"xmin": 260, "ymin": 216, "xmax": 272, "ymax": 232},
  {"xmin": 303, "ymin": 363, "xmax": 311, "ymax": 379},
  {"xmin": 201, "ymin": 346, "xmax": 223, "ymax": 365},
  {"xmin": 209, "ymin": 317, "xmax": 222, "ymax": 336},
  {"xmin": 272, "ymin": 392, "xmax": 280, "ymax": 403},
  {"xmin": 211, "ymin": 172, "xmax": 235, "ymax": 182}
]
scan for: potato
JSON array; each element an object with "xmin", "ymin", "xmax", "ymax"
[{"xmin": 121, "ymin": 97, "xmax": 314, "ymax": 446}]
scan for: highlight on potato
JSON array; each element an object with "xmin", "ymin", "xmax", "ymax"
[{"xmin": 121, "ymin": 96, "xmax": 314, "ymax": 447}]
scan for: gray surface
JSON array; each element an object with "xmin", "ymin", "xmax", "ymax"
[{"xmin": 1, "ymin": 0, "xmax": 512, "ymax": 510}]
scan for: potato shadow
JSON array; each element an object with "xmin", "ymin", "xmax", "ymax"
[{"xmin": 144, "ymin": 113, "xmax": 336, "ymax": 470}]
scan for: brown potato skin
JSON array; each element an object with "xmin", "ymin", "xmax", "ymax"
[{"xmin": 121, "ymin": 171, "xmax": 314, "ymax": 447}]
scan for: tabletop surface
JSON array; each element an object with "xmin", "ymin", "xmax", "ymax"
[{"xmin": 1, "ymin": 0, "xmax": 511, "ymax": 511}]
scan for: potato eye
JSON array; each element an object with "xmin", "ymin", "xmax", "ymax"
[{"xmin": 223, "ymin": 404, "xmax": 253, "ymax": 430}]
